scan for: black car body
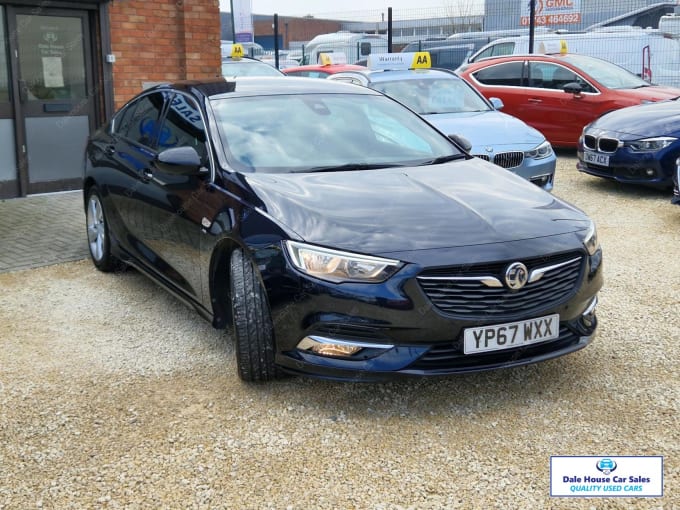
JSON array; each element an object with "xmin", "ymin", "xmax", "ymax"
[{"xmin": 84, "ymin": 77, "xmax": 602, "ymax": 382}]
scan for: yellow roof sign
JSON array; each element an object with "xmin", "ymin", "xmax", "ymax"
[
  {"xmin": 319, "ymin": 53, "xmax": 348, "ymax": 66},
  {"xmin": 231, "ymin": 43, "xmax": 245, "ymax": 59},
  {"xmin": 367, "ymin": 52, "xmax": 431, "ymax": 71}
]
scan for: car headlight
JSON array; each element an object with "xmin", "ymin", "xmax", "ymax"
[
  {"xmin": 524, "ymin": 140, "xmax": 553, "ymax": 160},
  {"xmin": 284, "ymin": 241, "xmax": 402, "ymax": 283},
  {"xmin": 582, "ymin": 221, "xmax": 600, "ymax": 256},
  {"xmin": 626, "ymin": 137, "xmax": 677, "ymax": 152}
]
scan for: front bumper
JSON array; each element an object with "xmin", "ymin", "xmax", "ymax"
[
  {"xmin": 260, "ymin": 238, "xmax": 603, "ymax": 382},
  {"xmin": 577, "ymin": 144, "xmax": 678, "ymax": 188},
  {"xmin": 472, "ymin": 151, "xmax": 556, "ymax": 191}
]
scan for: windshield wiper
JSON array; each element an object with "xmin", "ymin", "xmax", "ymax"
[
  {"xmin": 418, "ymin": 154, "xmax": 465, "ymax": 166},
  {"xmin": 299, "ymin": 163, "xmax": 404, "ymax": 173}
]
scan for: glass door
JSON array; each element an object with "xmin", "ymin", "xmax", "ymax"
[
  {"xmin": 0, "ymin": 8, "xmax": 17, "ymax": 198},
  {"xmin": 8, "ymin": 7, "xmax": 95, "ymax": 194}
]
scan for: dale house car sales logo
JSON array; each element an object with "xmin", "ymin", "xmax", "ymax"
[{"xmin": 550, "ymin": 456, "xmax": 663, "ymax": 497}]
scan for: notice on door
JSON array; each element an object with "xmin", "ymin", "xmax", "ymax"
[{"xmin": 42, "ymin": 56, "xmax": 64, "ymax": 88}]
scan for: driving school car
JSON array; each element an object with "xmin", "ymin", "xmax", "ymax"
[
  {"xmin": 83, "ymin": 77, "xmax": 602, "ymax": 382},
  {"xmin": 327, "ymin": 52, "xmax": 556, "ymax": 190}
]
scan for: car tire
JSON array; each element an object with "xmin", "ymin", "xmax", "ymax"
[
  {"xmin": 229, "ymin": 248, "xmax": 280, "ymax": 382},
  {"xmin": 85, "ymin": 187, "xmax": 120, "ymax": 272}
]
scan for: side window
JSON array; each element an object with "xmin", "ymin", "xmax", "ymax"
[
  {"xmin": 473, "ymin": 62, "xmax": 523, "ymax": 87},
  {"xmin": 159, "ymin": 93, "xmax": 209, "ymax": 167},
  {"xmin": 529, "ymin": 62, "xmax": 593, "ymax": 91},
  {"xmin": 472, "ymin": 42, "xmax": 514, "ymax": 63},
  {"xmin": 491, "ymin": 42, "xmax": 515, "ymax": 58},
  {"xmin": 527, "ymin": 62, "xmax": 550, "ymax": 88},
  {"xmin": 430, "ymin": 48, "xmax": 470, "ymax": 70},
  {"xmin": 116, "ymin": 92, "xmax": 166, "ymax": 147}
]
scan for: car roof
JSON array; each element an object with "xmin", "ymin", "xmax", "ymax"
[
  {"xmin": 464, "ymin": 53, "xmax": 595, "ymax": 69},
  {"xmin": 334, "ymin": 68, "xmax": 460, "ymax": 82},
  {"xmin": 282, "ymin": 63, "xmax": 366, "ymax": 74},
  {"xmin": 221, "ymin": 57, "xmax": 268, "ymax": 63},
  {"xmin": 147, "ymin": 76, "xmax": 382, "ymax": 100}
]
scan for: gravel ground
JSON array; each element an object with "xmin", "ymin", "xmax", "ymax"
[{"xmin": 1, "ymin": 154, "xmax": 679, "ymax": 509}]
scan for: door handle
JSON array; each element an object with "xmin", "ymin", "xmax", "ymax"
[
  {"xmin": 141, "ymin": 168, "xmax": 153, "ymax": 182},
  {"xmin": 528, "ymin": 98, "xmax": 542, "ymax": 104}
]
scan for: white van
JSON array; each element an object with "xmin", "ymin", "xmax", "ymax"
[
  {"xmin": 300, "ymin": 32, "xmax": 388, "ymax": 65},
  {"xmin": 466, "ymin": 27, "xmax": 680, "ymax": 87}
]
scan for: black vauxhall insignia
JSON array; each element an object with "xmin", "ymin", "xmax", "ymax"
[{"xmin": 84, "ymin": 76, "xmax": 603, "ymax": 382}]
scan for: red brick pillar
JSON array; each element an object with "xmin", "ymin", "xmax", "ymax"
[
  {"xmin": 109, "ymin": 0, "xmax": 221, "ymax": 108},
  {"xmin": 180, "ymin": 0, "xmax": 222, "ymax": 80}
]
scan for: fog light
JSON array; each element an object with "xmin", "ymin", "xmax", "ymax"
[
  {"xmin": 297, "ymin": 335, "xmax": 393, "ymax": 358},
  {"xmin": 581, "ymin": 296, "xmax": 598, "ymax": 328},
  {"xmin": 645, "ymin": 168, "xmax": 655, "ymax": 177}
]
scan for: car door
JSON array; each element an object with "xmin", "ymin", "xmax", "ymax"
[
  {"xmin": 101, "ymin": 91, "xmax": 168, "ymax": 263},
  {"xmin": 131, "ymin": 91, "xmax": 213, "ymax": 301},
  {"xmin": 469, "ymin": 60, "xmax": 528, "ymax": 117},
  {"xmin": 519, "ymin": 61, "xmax": 601, "ymax": 146}
]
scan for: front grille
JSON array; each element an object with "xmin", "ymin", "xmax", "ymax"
[
  {"xmin": 473, "ymin": 153, "xmax": 524, "ymax": 168},
  {"xmin": 494, "ymin": 151, "xmax": 524, "ymax": 169},
  {"xmin": 583, "ymin": 134, "xmax": 619, "ymax": 153},
  {"xmin": 408, "ymin": 326, "xmax": 580, "ymax": 371},
  {"xmin": 417, "ymin": 252, "xmax": 584, "ymax": 319}
]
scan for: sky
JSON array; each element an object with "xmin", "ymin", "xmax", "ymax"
[{"xmin": 218, "ymin": 1, "xmax": 468, "ymax": 17}]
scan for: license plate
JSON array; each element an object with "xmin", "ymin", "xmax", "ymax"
[
  {"xmin": 463, "ymin": 314, "xmax": 560, "ymax": 354},
  {"xmin": 583, "ymin": 150, "xmax": 610, "ymax": 166}
]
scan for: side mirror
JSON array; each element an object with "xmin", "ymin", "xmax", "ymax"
[
  {"xmin": 489, "ymin": 97, "xmax": 504, "ymax": 110},
  {"xmin": 154, "ymin": 146, "xmax": 202, "ymax": 176},
  {"xmin": 449, "ymin": 134, "xmax": 472, "ymax": 153},
  {"xmin": 563, "ymin": 82, "xmax": 583, "ymax": 95}
]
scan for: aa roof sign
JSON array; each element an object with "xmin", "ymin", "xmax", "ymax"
[{"xmin": 367, "ymin": 52, "xmax": 431, "ymax": 71}]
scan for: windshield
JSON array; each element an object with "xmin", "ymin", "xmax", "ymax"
[
  {"xmin": 221, "ymin": 61, "xmax": 283, "ymax": 77},
  {"xmin": 211, "ymin": 93, "xmax": 461, "ymax": 173},
  {"xmin": 370, "ymin": 77, "xmax": 491, "ymax": 114},
  {"xmin": 563, "ymin": 54, "xmax": 649, "ymax": 90}
]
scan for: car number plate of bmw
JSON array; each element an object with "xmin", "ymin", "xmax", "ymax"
[
  {"xmin": 463, "ymin": 314, "xmax": 560, "ymax": 354},
  {"xmin": 583, "ymin": 150, "xmax": 609, "ymax": 166}
]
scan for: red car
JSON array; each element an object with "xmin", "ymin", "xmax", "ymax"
[{"xmin": 458, "ymin": 54, "xmax": 680, "ymax": 148}]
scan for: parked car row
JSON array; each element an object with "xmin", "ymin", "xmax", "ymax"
[{"xmin": 225, "ymin": 41, "xmax": 680, "ymax": 198}]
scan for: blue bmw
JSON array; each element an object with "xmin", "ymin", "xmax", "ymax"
[
  {"xmin": 328, "ymin": 53, "xmax": 556, "ymax": 190},
  {"xmin": 578, "ymin": 97, "xmax": 680, "ymax": 189},
  {"xmin": 83, "ymin": 77, "xmax": 601, "ymax": 382}
]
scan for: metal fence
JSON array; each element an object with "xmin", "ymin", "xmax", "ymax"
[{"xmin": 222, "ymin": 1, "xmax": 680, "ymax": 78}]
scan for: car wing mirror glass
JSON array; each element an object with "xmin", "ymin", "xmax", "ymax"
[
  {"xmin": 154, "ymin": 147, "xmax": 203, "ymax": 176},
  {"xmin": 489, "ymin": 97, "xmax": 504, "ymax": 110}
]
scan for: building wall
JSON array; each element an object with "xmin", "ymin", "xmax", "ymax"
[
  {"xmin": 484, "ymin": 0, "xmax": 673, "ymax": 31},
  {"xmin": 253, "ymin": 17, "xmax": 342, "ymax": 49},
  {"xmin": 109, "ymin": 0, "xmax": 221, "ymax": 107}
]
